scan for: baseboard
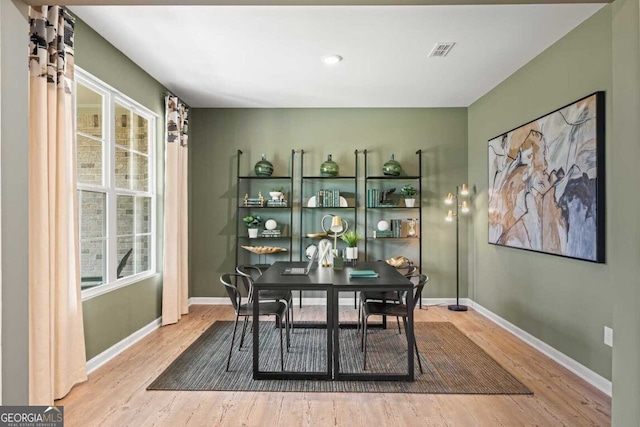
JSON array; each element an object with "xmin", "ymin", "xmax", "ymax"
[
  {"xmin": 86, "ymin": 317, "xmax": 162, "ymax": 374},
  {"xmin": 470, "ymin": 300, "xmax": 612, "ymax": 397}
]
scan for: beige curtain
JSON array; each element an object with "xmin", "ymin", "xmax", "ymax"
[
  {"xmin": 162, "ymin": 96, "xmax": 189, "ymax": 325},
  {"xmin": 28, "ymin": 6, "xmax": 87, "ymax": 404}
]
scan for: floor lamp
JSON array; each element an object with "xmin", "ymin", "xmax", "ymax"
[{"xmin": 445, "ymin": 184, "xmax": 469, "ymax": 312}]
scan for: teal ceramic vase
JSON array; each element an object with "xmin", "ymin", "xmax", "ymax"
[
  {"xmin": 254, "ymin": 154, "xmax": 273, "ymax": 177},
  {"xmin": 382, "ymin": 154, "xmax": 402, "ymax": 176},
  {"xmin": 320, "ymin": 154, "xmax": 339, "ymax": 177}
]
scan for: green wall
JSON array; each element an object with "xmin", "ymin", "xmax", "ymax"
[
  {"xmin": 190, "ymin": 108, "xmax": 468, "ymax": 298},
  {"xmin": 74, "ymin": 18, "xmax": 166, "ymax": 360},
  {"xmin": 468, "ymin": 7, "xmax": 612, "ymax": 379},
  {"xmin": 610, "ymin": 0, "xmax": 640, "ymax": 423}
]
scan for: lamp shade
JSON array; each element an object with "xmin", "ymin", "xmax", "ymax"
[
  {"xmin": 445, "ymin": 210, "xmax": 454, "ymax": 222},
  {"xmin": 461, "ymin": 201, "xmax": 469, "ymax": 213},
  {"xmin": 460, "ymin": 184, "xmax": 469, "ymax": 196},
  {"xmin": 445, "ymin": 193, "xmax": 454, "ymax": 204},
  {"xmin": 330, "ymin": 216, "xmax": 344, "ymax": 233}
]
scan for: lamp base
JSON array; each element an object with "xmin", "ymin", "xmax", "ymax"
[{"xmin": 448, "ymin": 304, "xmax": 468, "ymax": 312}]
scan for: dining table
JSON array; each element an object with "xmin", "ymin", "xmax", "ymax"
[{"xmin": 252, "ymin": 260, "xmax": 415, "ymax": 381}]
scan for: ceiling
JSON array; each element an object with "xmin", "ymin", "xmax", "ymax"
[{"xmin": 71, "ymin": 4, "xmax": 604, "ymax": 108}]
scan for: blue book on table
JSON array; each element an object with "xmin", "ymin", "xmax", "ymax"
[{"xmin": 349, "ymin": 270, "xmax": 379, "ymax": 278}]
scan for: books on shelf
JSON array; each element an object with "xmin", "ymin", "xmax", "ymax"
[
  {"xmin": 261, "ymin": 230, "xmax": 282, "ymax": 237},
  {"xmin": 266, "ymin": 200, "xmax": 288, "ymax": 207},
  {"xmin": 373, "ymin": 219, "xmax": 403, "ymax": 238},
  {"xmin": 314, "ymin": 189, "xmax": 341, "ymax": 207},
  {"xmin": 367, "ymin": 188, "xmax": 397, "ymax": 207},
  {"xmin": 349, "ymin": 270, "xmax": 379, "ymax": 278}
]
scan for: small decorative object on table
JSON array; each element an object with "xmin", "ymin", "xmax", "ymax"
[
  {"xmin": 243, "ymin": 214, "xmax": 263, "ymax": 238},
  {"xmin": 382, "ymin": 154, "xmax": 402, "ymax": 176},
  {"xmin": 401, "ymin": 184, "xmax": 417, "ymax": 208},
  {"xmin": 254, "ymin": 154, "xmax": 274, "ymax": 177},
  {"xmin": 320, "ymin": 154, "xmax": 339, "ymax": 177}
]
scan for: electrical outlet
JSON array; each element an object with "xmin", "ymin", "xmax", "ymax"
[{"xmin": 604, "ymin": 326, "xmax": 613, "ymax": 347}]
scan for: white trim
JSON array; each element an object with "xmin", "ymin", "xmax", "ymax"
[
  {"xmin": 470, "ymin": 300, "xmax": 612, "ymax": 396},
  {"xmin": 82, "ymin": 272, "xmax": 159, "ymax": 301},
  {"xmin": 86, "ymin": 317, "xmax": 162, "ymax": 374}
]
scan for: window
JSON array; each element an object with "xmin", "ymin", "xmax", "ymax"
[{"xmin": 75, "ymin": 68, "xmax": 156, "ymax": 299}]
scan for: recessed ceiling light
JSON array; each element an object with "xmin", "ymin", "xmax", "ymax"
[{"xmin": 322, "ymin": 54, "xmax": 343, "ymax": 65}]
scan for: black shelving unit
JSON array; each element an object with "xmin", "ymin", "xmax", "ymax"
[
  {"xmin": 235, "ymin": 149, "xmax": 295, "ymax": 269},
  {"xmin": 298, "ymin": 149, "xmax": 359, "ymax": 307},
  {"xmin": 363, "ymin": 149, "xmax": 423, "ymax": 306}
]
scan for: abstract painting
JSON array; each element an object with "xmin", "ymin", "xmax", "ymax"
[{"xmin": 488, "ymin": 92, "xmax": 605, "ymax": 263}]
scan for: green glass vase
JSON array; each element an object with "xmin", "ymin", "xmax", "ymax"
[
  {"xmin": 254, "ymin": 154, "xmax": 273, "ymax": 177},
  {"xmin": 320, "ymin": 154, "xmax": 339, "ymax": 177},
  {"xmin": 382, "ymin": 154, "xmax": 402, "ymax": 176}
]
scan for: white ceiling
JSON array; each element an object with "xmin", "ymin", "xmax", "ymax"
[{"xmin": 71, "ymin": 4, "xmax": 604, "ymax": 108}]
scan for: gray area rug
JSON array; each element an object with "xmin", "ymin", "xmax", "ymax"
[{"xmin": 148, "ymin": 321, "xmax": 532, "ymax": 394}]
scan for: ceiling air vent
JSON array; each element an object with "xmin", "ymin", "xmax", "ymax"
[{"xmin": 429, "ymin": 42, "xmax": 455, "ymax": 58}]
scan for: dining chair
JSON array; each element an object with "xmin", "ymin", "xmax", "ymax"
[
  {"xmin": 236, "ymin": 265, "xmax": 295, "ymax": 342},
  {"xmin": 361, "ymin": 274, "xmax": 429, "ymax": 374},
  {"xmin": 357, "ymin": 264, "xmax": 418, "ymax": 333},
  {"xmin": 220, "ymin": 273, "xmax": 288, "ymax": 371}
]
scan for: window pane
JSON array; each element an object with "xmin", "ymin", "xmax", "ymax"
[
  {"xmin": 79, "ymin": 191, "xmax": 106, "ymax": 239},
  {"xmin": 135, "ymin": 235, "xmax": 151, "ymax": 273},
  {"xmin": 115, "ymin": 147, "xmax": 130, "ymax": 189},
  {"xmin": 76, "ymin": 83, "xmax": 102, "ymax": 138},
  {"xmin": 115, "ymin": 104, "xmax": 131, "ymax": 149},
  {"xmin": 117, "ymin": 195, "xmax": 135, "ymax": 236},
  {"xmin": 136, "ymin": 197, "xmax": 151, "ymax": 234},
  {"xmin": 132, "ymin": 113, "xmax": 149, "ymax": 154},
  {"xmin": 77, "ymin": 135, "xmax": 103, "ymax": 185},
  {"xmin": 117, "ymin": 237, "xmax": 134, "ymax": 279},
  {"xmin": 80, "ymin": 239, "xmax": 106, "ymax": 289},
  {"xmin": 131, "ymin": 152, "xmax": 149, "ymax": 192}
]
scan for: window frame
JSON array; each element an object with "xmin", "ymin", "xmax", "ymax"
[{"xmin": 75, "ymin": 67, "xmax": 158, "ymax": 301}]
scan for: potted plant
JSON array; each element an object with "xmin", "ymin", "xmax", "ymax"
[
  {"xmin": 400, "ymin": 184, "xmax": 417, "ymax": 208},
  {"xmin": 243, "ymin": 214, "xmax": 263, "ymax": 238},
  {"xmin": 269, "ymin": 186, "xmax": 284, "ymax": 201},
  {"xmin": 341, "ymin": 231, "xmax": 360, "ymax": 260}
]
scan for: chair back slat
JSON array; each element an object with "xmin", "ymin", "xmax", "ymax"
[
  {"xmin": 235, "ymin": 265, "xmax": 262, "ymax": 297},
  {"xmin": 220, "ymin": 273, "xmax": 246, "ymax": 311},
  {"xmin": 409, "ymin": 275, "xmax": 429, "ymax": 310}
]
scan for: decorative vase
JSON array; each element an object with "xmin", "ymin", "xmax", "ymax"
[
  {"xmin": 269, "ymin": 191, "xmax": 282, "ymax": 201},
  {"xmin": 382, "ymin": 154, "xmax": 402, "ymax": 176},
  {"xmin": 345, "ymin": 247, "xmax": 358, "ymax": 260},
  {"xmin": 248, "ymin": 228, "xmax": 259, "ymax": 238},
  {"xmin": 254, "ymin": 154, "xmax": 273, "ymax": 177},
  {"xmin": 404, "ymin": 198, "xmax": 415, "ymax": 208},
  {"xmin": 320, "ymin": 154, "xmax": 339, "ymax": 177}
]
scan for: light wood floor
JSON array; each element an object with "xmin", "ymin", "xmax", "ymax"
[{"xmin": 57, "ymin": 304, "xmax": 610, "ymax": 426}]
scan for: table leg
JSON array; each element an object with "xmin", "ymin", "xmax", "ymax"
[
  {"xmin": 332, "ymin": 288, "xmax": 339, "ymax": 379},
  {"xmin": 327, "ymin": 288, "xmax": 335, "ymax": 379}
]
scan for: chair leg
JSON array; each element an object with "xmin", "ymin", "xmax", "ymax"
[
  {"xmin": 363, "ymin": 315, "xmax": 369, "ymax": 370},
  {"xmin": 278, "ymin": 314, "xmax": 284, "ymax": 371},
  {"xmin": 226, "ymin": 313, "xmax": 241, "ymax": 371},
  {"xmin": 238, "ymin": 317, "xmax": 249, "ymax": 348},
  {"xmin": 414, "ymin": 340, "xmax": 424, "ymax": 374},
  {"xmin": 396, "ymin": 316, "xmax": 402, "ymax": 334},
  {"xmin": 402, "ymin": 316, "xmax": 424, "ymax": 375},
  {"xmin": 285, "ymin": 307, "xmax": 291, "ymax": 352}
]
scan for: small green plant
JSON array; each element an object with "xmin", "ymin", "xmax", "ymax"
[
  {"xmin": 400, "ymin": 184, "xmax": 417, "ymax": 198},
  {"xmin": 341, "ymin": 231, "xmax": 360, "ymax": 247},
  {"xmin": 243, "ymin": 215, "xmax": 263, "ymax": 228},
  {"xmin": 270, "ymin": 186, "xmax": 284, "ymax": 193}
]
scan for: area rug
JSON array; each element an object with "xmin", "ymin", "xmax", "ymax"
[{"xmin": 147, "ymin": 321, "xmax": 531, "ymax": 394}]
